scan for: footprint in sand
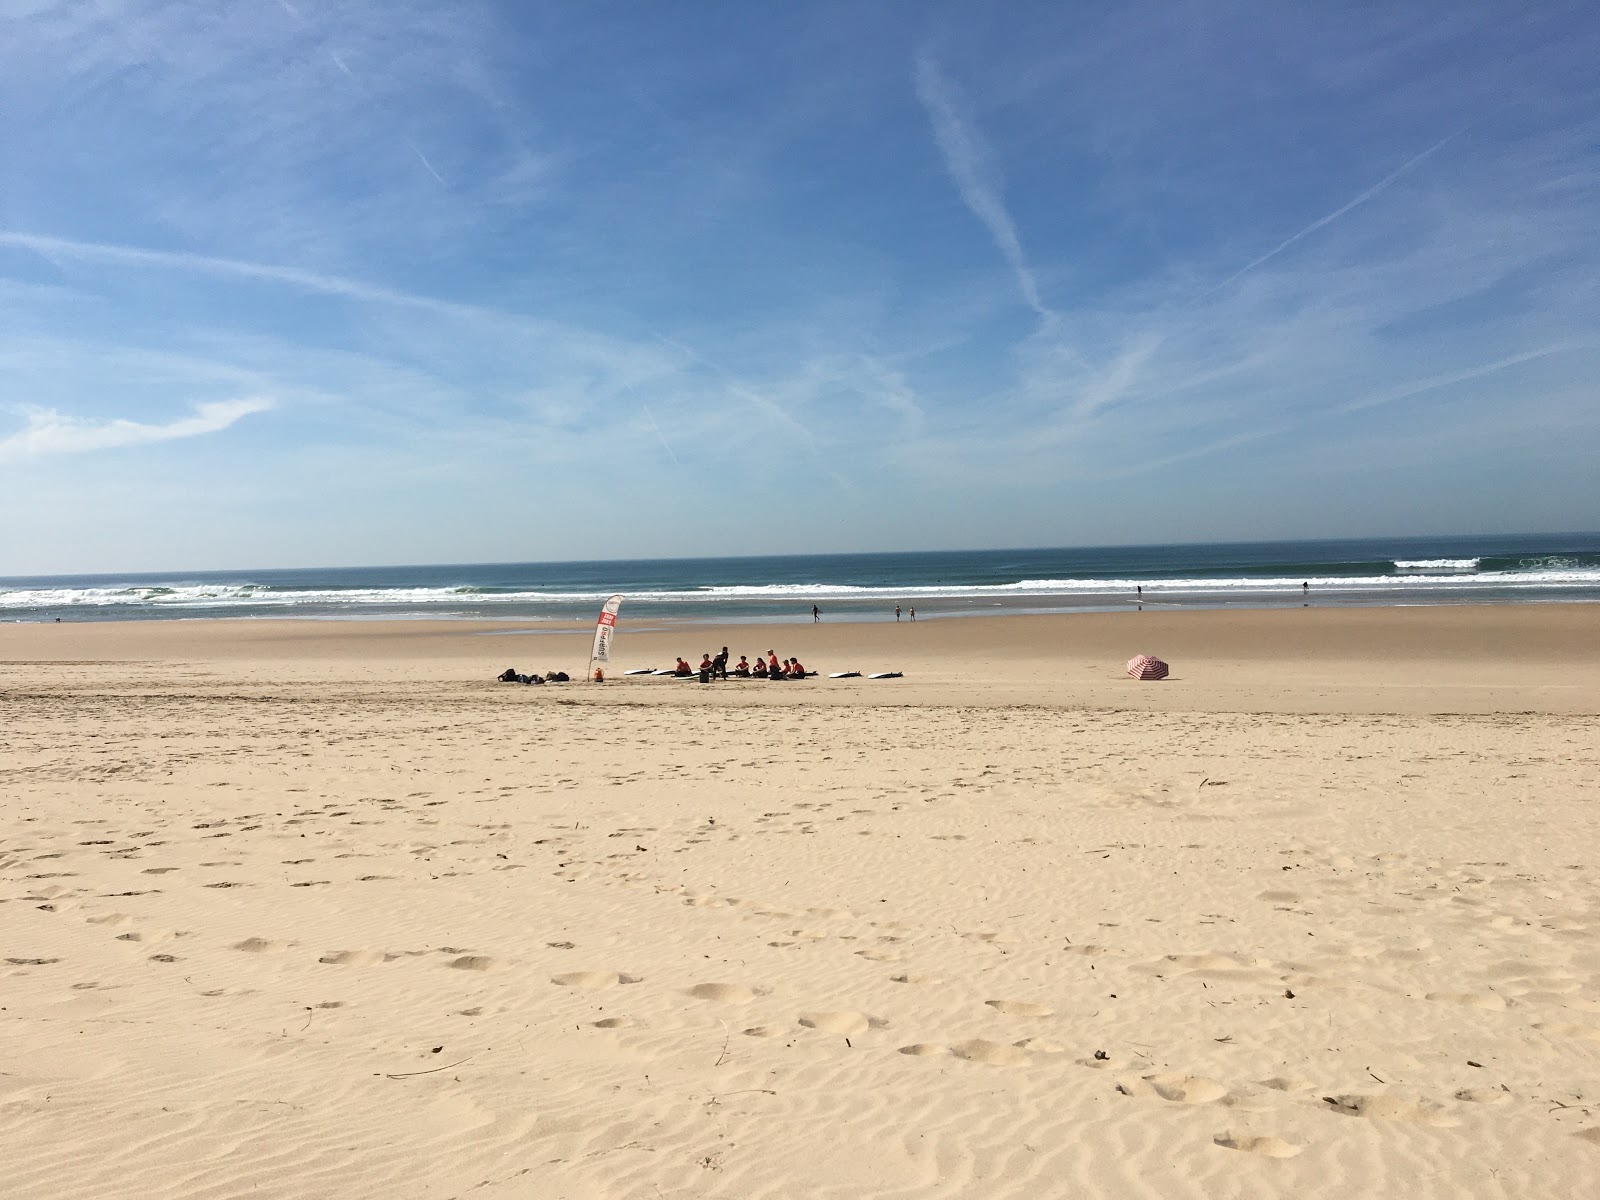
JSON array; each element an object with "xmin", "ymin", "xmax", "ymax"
[
  {"xmin": 450, "ymin": 955, "xmax": 507, "ymax": 972},
  {"xmin": 591, "ymin": 1017, "xmax": 637, "ymax": 1029},
  {"xmin": 233, "ymin": 937, "xmax": 290, "ymax": 953},
  {"xmin": 890, "ymin": 972, "xmax": 942, "ymax": 985},
  {"xmin": 1143, "ymin": 1073, "xmax": 1228, "ymax": 1104},
  {"xmin": 1454, "ymin": 1087, "xmax": 1508, "ymax": 1104},
  {"xmin": 898, "ymin": 1043, "xmax": 948, "ymax": 1057},
  {"xmin": 1213, "ymin": 1132, "xmax": 1303, "ymax": 1158},
  {"xmin": 986, "ymin": 999, "xmax": 1053, "ymax": 1018},
  {"xmin": 1164, "ymin": 953, "xmax": 1253, "ymax": 971},
  {"xmin": 320, "ymin": 950, "xmax": 390, "ymax": 966},
  {"xmin": 1012, "ymin": 1038, "xmax": 1066, "ymax": 1054},
  {"xmin": 686, "ymin": 982, "xmax": 758, "ymax": 1004},
  {"xmin": 743, "ymin": 1024, "xmax": 788, "ymax": 1038},
  {"xmin": 115, "ymin": 929, "xmax": 172, "ymax": 944},
  {"xmin": 552, "ymin": 970, "xmax": 640, "ymax": 989},
  {"xmin": 951, "ymin": 1039, "xmax": 1030, "ymax": 1066},
  {"xmin": 1425, "ymin": 990, "xmax": 1505, "ymax": 1010},
  {"xmin": 1321, "ymin": 1093, "xmax": 1458, "ymax": 1127},
  {"xmin": 798, "ymin": 1011, "xmax": 885, "ymax": 1036},
  {"xmin": 1258, "ymin": 1076, "xmax": 1315, "ymax": 1093}
]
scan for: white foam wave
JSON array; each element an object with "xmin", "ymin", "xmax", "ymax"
[
  {"xmin": 0, "ymin": 584, "xmax": 570, "ymax": 609},
  {"xmin": 5, "ymin": 566, "xmax": 1599, "ymax": 611},
  {"xmin": 1393, "ymin": 558, "xmax": 1480, "ymax": 571}
]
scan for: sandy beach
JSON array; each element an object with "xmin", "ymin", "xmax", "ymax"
[{"xmin": 4, "ymin": 605, "xmax": 1599, "ymax": 1198}]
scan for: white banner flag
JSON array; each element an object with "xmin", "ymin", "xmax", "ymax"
[{"xmin": 590, "ymin": 594, "xmax": 623, "ymax": 663}]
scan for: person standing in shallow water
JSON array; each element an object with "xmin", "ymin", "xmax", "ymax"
[
  {"xmin": 895, "ymin": 605, "xmax": 901, "ymax": 622},
  {"xmin": 812, "ymin": 605, "xmax": 820, "ymax": 623}
]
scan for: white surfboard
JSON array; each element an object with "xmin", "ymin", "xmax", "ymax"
[
  {"xmin": 828, "ymin": 670, "xmax": 861, "ymax": 678},
  {"xmin": 623, "ymin": 668, "xmax": 656, "ymax": 675}
]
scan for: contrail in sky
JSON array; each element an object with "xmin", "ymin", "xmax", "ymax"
[
  {"xmin": 0, "ymin": 230, "xmax": 476, "ymax": 315},
  {"xmin": 641, "ymin": 403, "xmax": 681, "ymax": 467},
  {"xmin": 915, "ymin": 54, "xmax": 1049, "ymax": 320},
  {"xmin": 1335, "ymin": 345, "xmax": 1568, "ymax": 415},
  {"xmin": 406, "ymin": 140, "xmax": 448, "ymax": 187},
  {"xmin": 1200, "ymin": 132, "xmax": 1462, "ymax": 299}
]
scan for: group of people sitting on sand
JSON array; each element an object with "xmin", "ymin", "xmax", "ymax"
[{"xmin": 677, "ymin": 648, "xmax": 809, "ymax": 681}]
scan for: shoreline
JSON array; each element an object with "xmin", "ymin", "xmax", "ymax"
[{"xmin": 6, "ymin": 590, "xmax": 1597, "ymax": 629}]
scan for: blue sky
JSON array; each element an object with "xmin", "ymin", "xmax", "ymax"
[{"xmin": 3, "ymin": 0, "xmax": 1597, "ymax": 574}]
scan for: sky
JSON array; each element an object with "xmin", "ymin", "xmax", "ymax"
[{"xmin": 2, "ymin": 0, "xmax": 1598, "ymax": 575}]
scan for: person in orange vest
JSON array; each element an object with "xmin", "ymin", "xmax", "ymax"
[
  {"xmin": 767, "ymin": 649, "xmax": 780, "ymax": 675},
  {"xmin": 789, "ymin": 656, "xmax": 806, "ymax": 678}
]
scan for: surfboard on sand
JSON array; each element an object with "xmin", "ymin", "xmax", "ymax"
[
  {"xmin": 868, "ymin": 672, "xmax": 903, "ymax": 679},
  {"xmin": 828, "ymin": 670, "xmax": 861, "ymax": 678},
  {"xmin": 623, "ymin": 668, "xmax": 655, "ymax": 675}
]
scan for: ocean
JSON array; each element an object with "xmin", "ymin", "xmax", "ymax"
[{"xmin": 4, "ymin": 533, "xmax": 1599, "ymax": 626}]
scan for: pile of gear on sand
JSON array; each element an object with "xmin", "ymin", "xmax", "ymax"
[{"xmin": 496, "ymin": 668, "xmax": 571, "ymax": 685}]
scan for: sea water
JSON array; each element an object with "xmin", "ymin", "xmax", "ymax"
[{"xmin": 4, "ymin": 533, "xmax": 1599, "ymax": 625}]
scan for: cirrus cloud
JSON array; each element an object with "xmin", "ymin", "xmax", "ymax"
[{"xmin": 0, "ymin": 397, "xmax": 272, "ymax": 462}]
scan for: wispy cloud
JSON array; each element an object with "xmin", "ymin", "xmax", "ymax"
[
  {"xmin": 915, "ymin": 54, "xmax": 1049, "ymax": 319},
  {"xmin": 0, "ymin": 398, "xmax": 271, "ymax": 462}
]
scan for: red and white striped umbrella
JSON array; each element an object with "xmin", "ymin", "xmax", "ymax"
[{"xmin": 1126, "ymin": 654, "xmax": 1169, "ymax": 680}]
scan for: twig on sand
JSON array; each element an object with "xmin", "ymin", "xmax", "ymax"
[
  {"xmin": 706, "ymin": 1089, "xmax": 778, "ymax": 1106},
  {"xmin": 383, "ymin": 1057, "xmax": 473, "ymax": 1079},
  {"xmin": 714, "ymin": 1020, "xmax": 731, "ymax": 1068}
]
